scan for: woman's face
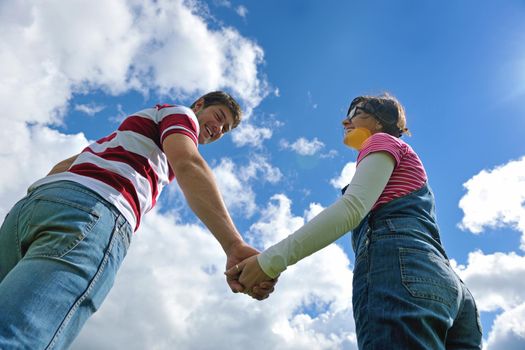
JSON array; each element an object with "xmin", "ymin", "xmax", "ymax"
[{"xmin": 341, "ymin": 102, "xmax": 382, "ymax": 138}]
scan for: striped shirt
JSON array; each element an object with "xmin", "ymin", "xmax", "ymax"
[
  {"xmin": 29, "ymin": 104, "xmax": 200, "ymax": 231},
  {"xmin": 357, "ymin": 133, "xmax": 427, "ymax": 210}
]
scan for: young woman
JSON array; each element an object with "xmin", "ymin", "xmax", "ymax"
[{"xmin": 229, "ymin": 93, "xmax": 482, "ymax": 349}]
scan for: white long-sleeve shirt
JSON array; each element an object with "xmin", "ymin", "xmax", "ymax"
[{"xmin": 257, "ymin": 151, "xmax": 395, "ymax": 278}]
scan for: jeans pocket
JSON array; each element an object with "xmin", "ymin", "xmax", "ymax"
[
  {"xmin": 25, "ymin": 198, "xmax": 100, "ymax": 258},
  {"xmin": 399, "ymin": 247, "xmax": 458, "ymax": 307}
]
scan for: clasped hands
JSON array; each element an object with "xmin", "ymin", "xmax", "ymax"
[{"xmin": 224, "ymin": 242, "xmax": 278, "ymax": 300}]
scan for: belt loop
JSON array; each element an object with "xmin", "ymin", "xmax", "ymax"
[
  {"xmin": 116, "ymin": 213, "xmax": 127, "ymax": 230},
  {"xmin": 386, "ymin": 219, "xmax": 396, "ymax": 231}
]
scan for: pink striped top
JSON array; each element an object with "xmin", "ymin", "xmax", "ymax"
[
  {"xmin": 357, "ymin": 133, "xmax": 427, "ymax": 211},
  {"xmin": 30, "ymin": 104, "xmax": 199, "ymax": 231}
]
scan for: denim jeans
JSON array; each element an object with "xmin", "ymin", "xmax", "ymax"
[
  {"xmin": 0, "ymin": 181, "xmax": 132, "ymax": 349},
  {"xmin": 351, "ymin": 184, "xmax": 482, "ymax": 349}
]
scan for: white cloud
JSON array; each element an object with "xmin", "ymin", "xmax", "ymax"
[
  {"xmin": 453, "ymin": 251, "xmax": 525, "ymax": 313},
  {"xmin": 246, "ymin": 194, "xmax": 354, "ymax": 311},
  {"xmin": 0, "ymin": 0, "xmax": 269, "ymax": 126},
  {"xmin": 247, "ymin": 194, "xmax": 304, "ymax": 247},
  {"xmin": 0, "ymin": 0, "xmax": 270, "ymax": 220},
  {"xmin": 281, "ymin": 137, "xmax": 325, "ymax": 156},
  {"xmin": 212, "ymin": 158, "xmax": 257, "ymax": 217},
  {"xmin": 74, "ymin": 103, "xmax": 106, "ymax": 116},
  {"xmin": 484, "ymin": 303, "xmax": 525, "ymax": 350},
  {"xmin": 330, "ymin": 162, "xmax": 357, "ymax": 190},
  {"xmin": 456, "ymin": 157, "xmax": 525, "ymax": 347},
  {"xmin": 231, "ymin": 122, "xmax": 273, "ymax": 147},
  {"xmin": 238, "ymin": 154, "xmax": 283, "ymax": 184},
  {"xmin": 236, "ymin": 5, "xmax": 248, "ymax": 18},
  {"xmin": 305, "ymin": 202, "xmax": 325, "ymax": 221},
  {"xmin": 458, "ymin": 156, "xmax": 525, "ymax": 249},
  {"xmin": 109, "ymin": 104, "xmax": 129, "ymax": 124},
  {"xmin": 212, "ymin": 156, "xmax": 282, "ymax": 217},
  {"xmin": 0, "ymin": 0, "xmax": 269, "ymax": 220},
  {"xmin": 453, "ymin": 251, "xmax": 525, "ymax": 349},
  {"xmin": 0, "ymin": 122, "xmax": 89, "ymax": 217},
  {"xmin": 307, "ymin": 91, "xmax": 318, "ymax": 109},
  {"xmin": 130, "ymin": 0, "xmax": 269, "ymax": 115},
  {"xmin": 0, "ymin": 0, "xmax": 139, "ymax": 125},
  {"xmin": 320, "ymin": 149, "xmax": 339, "ymax": 159},
  {"xmin": 70, "ymin": 194, "xmax": 358, "ymax": 350},
  {"xmin": 214, "ymin": 0, "xmax": 231, "ymax": 7}
]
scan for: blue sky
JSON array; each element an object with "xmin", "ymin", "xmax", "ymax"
[{"xmin": 1, "ymin": 0, "xmax": 525, "ymax": 349}]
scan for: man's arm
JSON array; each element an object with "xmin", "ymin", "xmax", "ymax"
[
  {"xmin": 163, "ymin": 133, "xmax": 243, "ymax": 252},
  {"xmin": 163, "ymin": 133, "xmax": 274, "ymax": 298},
  {"xmin": 47, "ymin": 154, "xmax": 79, "ymax": 175}
]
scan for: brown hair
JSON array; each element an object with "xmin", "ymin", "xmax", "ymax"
[
  {"xmin": 347, "ymin": 93, "xmax": 410, "ymax": 137},
  {"xmin": 191, "ymin": 91, "xmax": 242, "ymax": 129}
]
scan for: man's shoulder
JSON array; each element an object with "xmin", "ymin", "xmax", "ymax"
[{"xmin": 156, "ymin": 103, "xmax": 191, "ymax": 113}]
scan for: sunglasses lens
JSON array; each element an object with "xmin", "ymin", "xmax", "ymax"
[{"xmin": 347, "ymin": 106, "xmax": 357, "ymax": 120}]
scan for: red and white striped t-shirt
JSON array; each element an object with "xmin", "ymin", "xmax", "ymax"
[
  {"xmin": 357, "ymin": 133, "xmax": 427, "ymax": 210},
  {"xmin": 30, "ymin": 104, "xmax": 199, "ymax": 231}
]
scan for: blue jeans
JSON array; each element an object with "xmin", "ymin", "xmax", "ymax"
[
  {"xmin": 0, "ymin": 181, "xmax": 132, "ymax": 349},
  {"xmin": 351, "ymin": 184, "xmax": 482, "ymax": 349}
]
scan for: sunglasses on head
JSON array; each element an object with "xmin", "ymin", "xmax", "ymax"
[
  {"xmin": 346, "ymin": 105, "xmax": 374, "ymax": 121},
  {"xmin": 347, "ymin": 98, "xmax": 398, "ymax": 125}
]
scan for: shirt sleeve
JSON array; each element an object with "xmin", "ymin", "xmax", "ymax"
[
  {"xmin": 257, "ymin": 151, "xmax": 395, "ymax": 278},
  {"xmin": 357, "ymin": 133, "xmax": 404, "ymax": 167},
  {"xmin": 158, "ymin": 106, "xmax": 200, "ymax": 146}
]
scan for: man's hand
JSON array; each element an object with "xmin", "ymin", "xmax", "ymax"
[
  {"xmin": 47, "ymin": 154, "xmax": 79, "ymax": 175},
  {"xmin": 225, "ymin": 241, "xmax": 277, "ymax": 300},
  {"xmin": 233, "ymin": 255, "xmax": 275, "ymax": 291}
]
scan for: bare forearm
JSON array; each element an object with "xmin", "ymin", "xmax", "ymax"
[
  {"xmin": 174, "ymin": 156, "xmax": 243, "ymax": 253},
  {"xmin": 163, "ymin": 133, "xmax": 244, "ymax": 253}
]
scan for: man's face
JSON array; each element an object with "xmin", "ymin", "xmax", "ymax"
[{"xmin": 193, "ymin": 100, "xmax": 235, "ymax": 144}]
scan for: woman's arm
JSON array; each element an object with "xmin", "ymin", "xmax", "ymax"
[{"xmin": 255, "ymin": 151, "xmax": 396, "ymax": 279}]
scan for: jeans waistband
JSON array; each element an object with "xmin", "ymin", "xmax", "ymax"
[{"xmin": 28, "ymin": 180, "xmax": 125, "ymax": 224}]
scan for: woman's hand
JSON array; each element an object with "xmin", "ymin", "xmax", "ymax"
[
  {"xmin": 224, "ymin": 241, "xmax": 260, "ymax": 293},
  {"xmin": 225, "ymin": 254, "xmax": 278, "ymax": 300}
]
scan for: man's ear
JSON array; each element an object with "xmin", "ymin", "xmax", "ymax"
[
  {"xmin": 192, "ymin": 98, "xmax": 205, "ymax": 113},
  {"xmin": 375, "ymin": 122, "xmax": 383, "ymax": 131}
]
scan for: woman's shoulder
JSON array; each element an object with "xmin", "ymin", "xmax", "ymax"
[
  {"xmin": 364, "ymin": 132, "xmax": 408, "ymax": 150},
  {"xmin": 358, "ymin": 133, "xmax": 414, "ymax": 165}
]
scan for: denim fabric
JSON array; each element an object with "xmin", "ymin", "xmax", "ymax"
[
  {"xmin": 351, "ymin": 183, "xmax": 482, "ymax": 349},
  {"xmin": 0, "ymin": 181, "xmax": 132, "ymax": 350}
]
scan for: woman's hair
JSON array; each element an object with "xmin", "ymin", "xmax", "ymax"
[
  {"xmin": 347, "ymin": 93, "xmax": 410, "ymax": 137},
  {"xmin": 191, "ymin": 91, "xmax": 243, "ymax": 129}
]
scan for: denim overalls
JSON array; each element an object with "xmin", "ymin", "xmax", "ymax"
[{"xmin": 351, "ymin": 183, "xmax": 482, "ymax": 349}]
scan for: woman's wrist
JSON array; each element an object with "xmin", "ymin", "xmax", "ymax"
[{"xmin": 257, "ymin": 251, "xmax": 285, "ymax": 279}]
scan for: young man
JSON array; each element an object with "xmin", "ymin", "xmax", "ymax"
[{"xmin": 0, "ymin": 91, "xmax": 273, "ymax": 349}]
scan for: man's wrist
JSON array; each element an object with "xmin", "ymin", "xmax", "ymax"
[{"xmin": 223, "ymin": 236, "xmax": 245, "ymax": 255}]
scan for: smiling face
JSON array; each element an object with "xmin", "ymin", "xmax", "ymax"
[
  {"xmin": 192, "ymin": 99, "xmax": 235, "ymax": 144},
  {"xmin": 341, "ymin": 103, "xmax": 383, "ymax": 139}
]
